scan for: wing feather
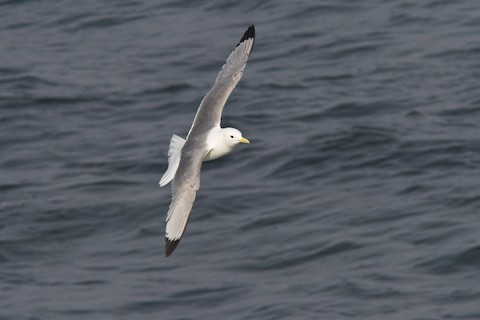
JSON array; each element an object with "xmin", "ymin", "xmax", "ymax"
[
  {"xmin": 165, "ymin": 139, "xmax": 208, "ymax": 257},
  {"xmin": 188, "ymin": 25, "xmax": 255, "ymax": 136}
]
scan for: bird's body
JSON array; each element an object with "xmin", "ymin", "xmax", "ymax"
[{"xmin": 159, "ymin": 25, "xmax": 255, "ymax": 257}]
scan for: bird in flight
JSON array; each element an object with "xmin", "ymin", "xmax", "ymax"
[{"xmin": 159, "ymin": 25, "xmax": 255, "ymax": 257}]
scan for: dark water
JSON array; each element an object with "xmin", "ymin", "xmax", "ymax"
[{"xmin": 2, "ymin": 0, "xmax": 480, "ymax": 319}]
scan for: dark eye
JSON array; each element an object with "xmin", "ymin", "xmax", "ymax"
[{"xmin": 230, "ymin": 135, "xmax": 234, "ymax": 138}]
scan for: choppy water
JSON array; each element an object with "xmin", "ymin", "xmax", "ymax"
[{"xmin": 2, "ymin": 0, "xmax": 480, "ymax": 319}]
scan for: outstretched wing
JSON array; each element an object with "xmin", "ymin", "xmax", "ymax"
[
  {"xmin": 188, "ymin": 25, "xmax": 255, "ymax": 136},
  {"xmin": 165, "ymin": 138, "xmax": 208, "ymax": 257}
]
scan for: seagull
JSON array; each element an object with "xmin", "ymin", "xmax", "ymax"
[{"xmin": 159, "ymin": 25, "xmax": 255, "ymax": 257}]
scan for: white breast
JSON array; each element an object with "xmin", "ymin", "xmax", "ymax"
[{"xmin": 204, "ymin": 144, "xmax": 233, "ymax": 161}]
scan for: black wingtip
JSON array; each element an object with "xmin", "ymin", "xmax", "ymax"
[
  {"xmin": 236, "ymin": 25, "xmax": 255, "ymax": 47},
  {"xmin": 165, "ymin": 237, "xmax": 181, "ymax": 257}
]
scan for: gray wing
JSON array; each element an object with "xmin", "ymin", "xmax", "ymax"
[
  {"xmin": 188, "ymin": 25, "xmax": 255, "ymax": 136},
  {"xmin": 165, "ymin": 139, "xmax": 208, "ymax": 257}
]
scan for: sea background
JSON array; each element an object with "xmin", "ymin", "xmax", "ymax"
[{"xmin": 1, "ymin": 0, "xmax": 480, "ymax": 319}]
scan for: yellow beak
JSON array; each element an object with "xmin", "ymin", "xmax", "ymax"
[{"xmin": 239, "ymin": 137, "xmax": 250, "ymax": 144}]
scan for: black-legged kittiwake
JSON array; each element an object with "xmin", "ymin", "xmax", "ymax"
[{"xmin": 159, "ymin": 25, "xmax": 255, "ymax": 257}]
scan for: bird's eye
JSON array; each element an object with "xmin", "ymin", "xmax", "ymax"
[{"xmin": 230, "ymin": 135, "xmax": 234, "ymax": 138}]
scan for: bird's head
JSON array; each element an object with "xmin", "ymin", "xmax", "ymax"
[{"xmin": 222, "ymin": 127, "xmax": 250, "ymax": 147}]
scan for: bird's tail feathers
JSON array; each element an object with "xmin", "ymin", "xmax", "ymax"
[{"xmin": 159, "ymin": 134, "xmax": 185, "ymax": 187}]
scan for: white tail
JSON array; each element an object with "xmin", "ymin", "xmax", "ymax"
[{"xmin": 159, "ymin": 135, "xmax": 186, "ymax": 187}]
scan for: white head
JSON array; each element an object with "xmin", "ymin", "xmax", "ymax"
[{"xmin": 222, "ymin": 127, "xmax": 250, "ymax": 147}]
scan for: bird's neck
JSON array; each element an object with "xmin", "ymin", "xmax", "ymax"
[{"xmin": 204, "ymin": 128, "xmax": 234, "ymax": 161}]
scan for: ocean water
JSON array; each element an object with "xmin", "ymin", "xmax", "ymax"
[{"xmin": 1, "ymin": 0, "xmax": 480, "ymax": 319}]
